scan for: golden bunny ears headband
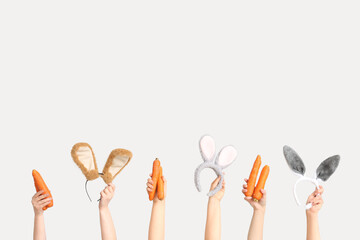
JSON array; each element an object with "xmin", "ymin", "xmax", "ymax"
[{"xmin": 71, "ymin": 143, "xmax": 132, "ymax": 200}]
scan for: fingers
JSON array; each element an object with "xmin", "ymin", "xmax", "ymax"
[
  {"xmin": 108, "ymin": 183, "xmax": 115, "ymax": 193},
  {"xmin": 312, "ymin": 185, "xmax": 324, "ymax": 196},
  {"xmin": 308, "ymin": 193, "xmax": 323, "ymax": 205},
  {"xmin": 39, "ymin": 197, "xmax": 52, "ymax": 205},
  {"xmin": 307, "ymin": 195, "xmax": 314, "ymax": 204},
  {"xmin": 100, "ymin": 184, "xmax": 115, "ymax": 198},
  {"xmin": 100, "ymin": 191, "xmax": 106, "ymax": 198},
  {"xmin": 148, "ymin": 178, "xmax": 154, "ymax": 184},
  {"xmin": 242, "ymin": 179, "xmax": 248, "ymax": 194},
  {"xmin": 104, "ymin": 188, "xmax": 110, "ymax": 195},
  {"xmin": 147, "ymin": 178, "xmax": 154, "ymax": 185},
  {"xmin": 32, "ymin": 192, "xmax": 49, "ymax": 207},
  {"xmin": 309, "ymin": 186, "xmax": 324, "ymax": 202},
  {"xmin": 260, "ymin": 189, "xmax": 267, "ymax": 201},
  {"xmin": 221, "ymin": 179, "xmax": 226, "ymax": 190},
  {"xmin": 147, "ymin": 173, "xmax": 154, "ymax": 190},
  {"xmin": 212, "ymin": 176, "xmax": 221, "ymax": 186},
  {"xmin": 36, "ymin": 193, "xmax": 49, "ymax": 201},
  {"xmin": 162, "ymin": 175, "xmax": 167, "ymax": 191},
  {"xmin": 316, "ymin": 185, "xmax": 324, "ymax": 195},
  {"xmin": 33, "ymin": 190, "xmax": 44, "ymax": 198},
  {"xmin": 40, "ymin": 200, "xmax": 52, "ymax": 208},
  {"xmin": 162, "ymin": 175, "xmax": 167, "ymax": 184},
  {"xmin": 244, "ymin": 196, "xmax": 252, "ymax": 204},
  {"xmin": 312, "ymin": 197, "xmax": 323, "ymax": 206},
  {"xmin": 242, "ymin": 180, "xmax": 248, "ymax": 195},
  {"xmin": 308, "ymin": 187, "xmax": 319, "ymax": 202},
  {"xmin": 147, "ymin": 178, "xmax": 154, "ymax": 190},
  {"xmin": 32, "ymin": 191, "xmax": 51, "ymax": 209},
  {"xmin": 147, "ymin": 177, "xmax": 155, "ymax": 193}
]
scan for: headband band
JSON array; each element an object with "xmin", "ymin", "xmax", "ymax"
[{"xmin": 293, "ymin": 176, "xmax": 320, "ymax": 209}]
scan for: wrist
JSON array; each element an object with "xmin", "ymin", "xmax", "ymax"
[
  {"xmin": 34, "ymin": 211, "xmax": 43, "ymax": 217},
  {"xmin": 254, "ymin": 208, "xmax": 266, "ymax": 215},
  {"xmin": 208, "ymin": 197, "xmax": 221, "ymax": 204},
  {"xmin": 306, "ymin": 211, "xmax": 318, "ymax": 218},
  {"xmin": 153, "ymin": 199, "xmax": 165, "ymax": 206},
  {"xmin": 99, "ymin": 205, "xmax": 109, "ymax": 211},
  {"xmin": 34, "ymin": 209, "xmax": 44, "ymax": 217}
]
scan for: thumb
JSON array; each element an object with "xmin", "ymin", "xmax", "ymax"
[{"xmin": 211, "ymin": 176, "xmax": 221, "ymax": 189}]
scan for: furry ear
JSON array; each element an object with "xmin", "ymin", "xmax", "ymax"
[
  {"xmin": 216, "ymin": 145, "xmax": 237, "ymax": 169},
  {"xmin": 199, "ymin": 135, "xmax": 216, "ymax": 162},
  {"xmin": 71, "ymin": 143, "xmax": 99, "ymax": 181},
  {"xmin": 283, "ymin": 145, "xmax": 306, "ymax": 176},
  {"xmin": 102, "ymin": 149, "xmax": 133, "ymax": 184},
  {"xmin": 316, "ymin": 155, "xmax": 340, "ymax": 181}
]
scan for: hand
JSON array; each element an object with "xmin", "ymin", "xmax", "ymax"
[
  {"xmin": 242, "ymin": 178, "xmax": 266, "ymax": 212},
  {"xmin": 306, "ymin": 186, "xmax": 324, "ymax": 215},
  {"xmin": 99, "ymin": 183, "xmax": 115, "ymax": 209},
  {"xmin": 32, "ymin": 190, "xmax": 52, "ymax": 216},
  {"xmin": 209, "ymin": 176, "xmax": 225, "ymax": 202},
  {"xmin": 147, "ymin": 173, "xmax": 167, "ymax": 203}
]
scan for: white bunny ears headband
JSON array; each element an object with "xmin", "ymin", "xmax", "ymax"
[
  {"xmin": 283, "ymin": 145, "xmax": 340, "ymax": 209},
  {"xmin": 71, "ymin": 143, "xmax": 132, "ymax": 201},
  {"xmin": 194, "ymin": 135, "xmax": 237, "ymax": 196}
]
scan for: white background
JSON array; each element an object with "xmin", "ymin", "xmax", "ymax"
[{"xmin": 1, "ymin": 1, "xmax": 359, "ymax": 239}]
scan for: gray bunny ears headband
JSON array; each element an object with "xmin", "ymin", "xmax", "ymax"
[
  {"xmin": 195, "ymin": 135, "xmax": 237, "ymax": 196},
  {"xmin": 283, "ymin": 145, "xmax": 340, "ymax": 209},
  {"xmin": 71, "ymin": 143, "xmax": 132, "ymax": 201}
]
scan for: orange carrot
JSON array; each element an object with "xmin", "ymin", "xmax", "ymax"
[
  {"xmin": 157, "ymin": 166, "xmax": 164, "ymax": 200},
  {"xmin": 245, "ymin": 155, "xmax": 262, "ymax": 197},
  {"xmin": 32, "ymin": 169, "xmax": 53, "ymax": 210},
  {"xmin": 252, "ymin": 165, "xmax": 270, "ymax": 201},
  {"xmin": 148, "ymin": 159, "xmax": 161, "ymax": 201}
]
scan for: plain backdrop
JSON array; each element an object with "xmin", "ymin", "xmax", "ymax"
[{"xmin": 0, "ymin": 1, "xmax": 359, "ymax": 239}]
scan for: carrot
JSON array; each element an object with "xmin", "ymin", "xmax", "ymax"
[
  {"xmin": 252, "ymin": 165, "xmax": 270, "ymax": 201},
  {"xmin": 157, "ymin": 166, "xmax": 164, "ymax": 200},
  {"xmin": 32, "ymin": 169, "xmax": 53, "ymax": 210},
  {"xmin": 148, "ymin": 158, "xmax": 161, "ymax": 201},
  {"xmin": 245, "ymin": 155, "xmax": 262, "ymax": 197}
]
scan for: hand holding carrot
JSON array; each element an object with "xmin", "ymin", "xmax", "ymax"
[
  {"xmin": 306, "ymin": 186, "xmax": 324, "ymax": 215},
  {"xmin": 242, "ymin": 178, "xmax": 266, "ymax": 212},
  {"xmin": 99, "ymin": 183, "xmax": 116, "ymax": 209},
  {"xmin": 147, "ymin": 173, "xmax": 167, "ymax": 203},
  {"xmin": 32, "ymin": 170, "xmax": 53, "ymax": 210},
  {"xmin": 32, "ymin": 190, "xmax": 52, "ymax": 216},
  {"xmin": 209, "ymin": 175, "xmax": 226, "ymax": 202},
  {"xmin": 147, "ymin": 159, "xmax": 166, "ymax": 202}
]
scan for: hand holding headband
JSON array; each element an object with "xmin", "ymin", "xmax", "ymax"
[
  {"xmin": 71, "ymin": 143, "xmax": 132, "ymax": 201},
  {"xmin": 194, "ymin": 135, "xmax": 237, "ymax": 197},
  {"xmin": 283, "ymin": 145, "xmax": 340, "ymax": 209}
]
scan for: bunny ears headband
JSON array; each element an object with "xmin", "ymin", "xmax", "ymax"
[
  {"xmin": 283, "ymin": 145, "xmax": 340, "ymax": 209},
  {"xmin": 194, "ymin": 135, "xmax": 237, "ymax": 196},
  {"xmin": 71, "ymin": 143, "xmax": 132, "ymax": 200}
]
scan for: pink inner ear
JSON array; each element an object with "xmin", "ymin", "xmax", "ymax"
[
  {"xmin": 217, "ymin": 146, "xmax": 237, "ymax": 167},
  {"xmin": 200, "ymin": 136, "xmax": 216, "ymax": 161}
]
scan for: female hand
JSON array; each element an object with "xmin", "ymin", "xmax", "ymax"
[{"xmin": 242, "ymin": 178, "xmax": 266, "ymax": 212}]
